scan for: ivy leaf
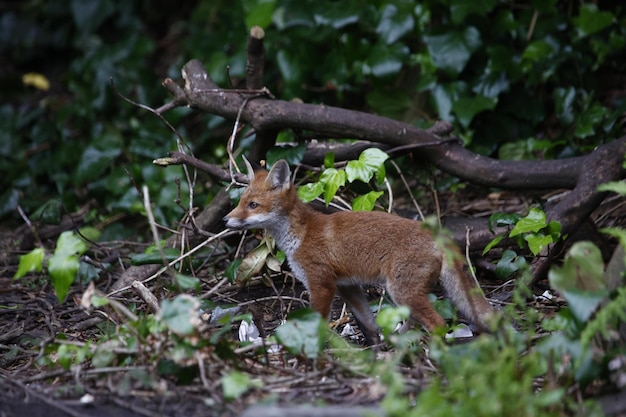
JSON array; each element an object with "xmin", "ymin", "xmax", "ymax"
[
  {"xmin": 323, "ymin": 152, "xmax": 335, "ymax": 169},
  {"xmin": 360, "ymin": 148, "xmax": 389, "ymax": 170},
  {"xmin": 352, "ymin": 191, "xmax": 383, "ymax": 212},
  {"xmin": 175, "ymin": 274, "xmax": 201, "ymax": 291},
  {"xmin": 241, "ymin": 0, "xmax": 276, "ymax": 29},
  {"xmin": 320, "ymin": 168, "xmax": 347, "ymax": 205},
  {"xmin": 452, "ymin": 95, "xmax": 497, "ymax": 128},
  {"xmin": 75, "ymin": 145, "xmax": 121, "ymax": 184},
  {"xmin": 548, "ymin": 242, "xmax": 608, "ymax": 322},
  {"xmin": 14, "ymin": 247, "xmax": 45, "ymax": 279},
  {"xmin": 266, "ymin": 143, "xmax": 306, "ymax": 167},
  {"xmin": 472, "ymin": 71, "xmax": 510, "ymax": 99},
  {"xmin": 495, "ymin": 250, "xmax": 527, "ymax": 279},
  {"xmin": 346, "ymin": 160, "xmax": 371, "ymax": 183},
  {"xmin": 376, "ymin": 4, "xmax": 414, "ymax": 44},
  {"xmin": 423, "ymin": 26, "xmax": 481, "ymax": 76},
  {"xmin": 574, "ymin": 103, "xmax": 606, "ymax": 139},
  {"xmin": 488, "ymin": 213, "xmax": 521, "ymax": 232},
  {"xmin": 553, "ymin": 87, "xmax": 576, "ymax": 125},
  {"xmin": 313, "ymin": 2, "xmax": 359, "ymax": 29},
  {"xmin": 367, "ymin": 42, "xmax": 410, "ymax": 77},
  {"xmin": 222, "ymin": 371, "xmax": 259, "ymax": 401},
  {"xmin": 573, "ymin": 4, "xmax": 614, "ymax": 38},
  {"xmin": 224, "ymin": 259, "xmax": 243, "ymax": 283},
  {"xmin": 275, "ymin": 309, "xmax": 327, "ymax": 359},
  {"xmin": 525, "ymin": 233, "xmax": 554, "ymax": 256},
  {"xmin": 431, "ymin": 81, "xmax": 468, "ymax": 121},
  {"xmin": 450, "ymin": 0, "xmax": 498, "ymax": 24},
  {"xmin": 509, "ymin": 208, "xmax": 547, "ymax": 237},
  {"xmin": 297, "ymin": 181, "xmax": 324, "ymax": 203},
  {"xmin": 598, "ymin": 181, "xmax": 626, "ymax": 196},
  {"xmin": 48, "ymin": 231, "xmax": 89, "ymax": 302},
  {"xmin": 49, "ymin": 251, "xmax": 80, "ymax": 303},
  {"xmin": 160, "ymin": 294, "xmax": 201, "ymax": 336}
]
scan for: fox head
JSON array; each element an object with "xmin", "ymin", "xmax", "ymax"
[{"xmin": 223, "ymin": 159, "xmax": 295, "ymax": 231}]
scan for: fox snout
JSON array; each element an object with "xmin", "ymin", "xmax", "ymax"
[{"xmin": 223, "ymin": 214, "xmax": 241, "ymax": 230}]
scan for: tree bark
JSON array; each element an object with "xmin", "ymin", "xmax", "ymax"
[{"xmin": 156, "ymin": 58, "xmax": 625, "ymax": 282}]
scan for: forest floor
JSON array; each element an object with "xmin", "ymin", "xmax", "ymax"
[{"xmin": 1, "ymin": 185, "xmax": 625, "ymax": 417}]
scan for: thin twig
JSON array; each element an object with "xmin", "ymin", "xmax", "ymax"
[
  {"xmin": 389, "ymin": 160, "xmax": 425, "ymax": 220},
  {"xmin": 106, "ymin": 229, "xmax": 232, "ymax": 296}
]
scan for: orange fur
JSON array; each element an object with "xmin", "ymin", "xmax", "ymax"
[{"xmin": 224, "ymin": 159, "xmax": 494, "ymax": 344}]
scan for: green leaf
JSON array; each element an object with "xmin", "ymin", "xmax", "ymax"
[
  {"xmin": 522, "ymin": 40, "xmax": 554, "ymax": 63},
  {"xmin": 598, "ymin": 181, "xmax": 626, "ymax": 195},
  {"xmin": 450, "ymin": 0, "xmax": 498, "ymax": 24},
  {"xmin": 431, "ymin": 81, "xmax": 467, "ymax": 121},
  {"xmin": 482, "ymin": 235, "xmax": 504, "ymax": 255},
  {"xmin": 32, "ymin": 199, "xmax": 62, "ymax": 224},
  {"xmin": 131, "ymin": 248, "xmax": 181, "ymax": 265},
  {"xmin": 160, "ymin": 295, "xmax": 201, "ymax": 336},
  {"xmin": 352, "ymin": 191, "xmax": 383, "ymax": 212},
  {"xmin": 266, "ymin": 143, "xmax": 306, "ymax": 167},
  {"xmin": 49, "ymin": 251, "xmax": 79, "ymax": 303},
  {"xmin": 525, "ymin": 233, "xmax": 553, "ymax": 256},
  {"xmin": 553, "ymin": 87, "xmax": 576, "ymax": 125},
  {"xmin": 488, "ymin": 213, "xmax": 521, "ymax": 232},
  {"xmin": 423, "ymin": 27, "xmax": 481, "ymax": 76},
  {"xmin": 242, "ymin": 0, "xmax": 276, "ymax": 29},
  {"xmin": 313, "ymin": 2, "xmax": 359, "ymax": 29},
  {"xmin": 359, "ymin": 148, "xmax": 389, "ymax": 170},
  {"xmin": 323, "ymin": 152, "xmax": 335, "ymax": 169},
  {"xmin": 509, "ymin": 208, "xmax": 547, "ymax": 237},
  {"xmin": 70, "ymin": 0, "xmax": 116, "ymax": 34},
  {"xmin": 548, "ymin": 241, "xmax": 609, "ymax": 322},
  {"xmin": 175, "ymin": 274, "xmax": 201, "ymax": 291},
  {"xmin": 91, "ymin": 294, "xmax": 109, "ymax": 307},
  {"xmin": 346, "ymin": 160, "xmax": 371, "ymax": 183},
  {"xmin": 573, "ymin": 4, "xmax": 614, "ymax": 38},
  {"xmin": 275, "ymin": 309, "xmax": 327, "ymax": 359},
  {"xmin": 221, "ymin": 370, "xmax": 259, "ymax": 401},
  {"xmin": 376, "ymin": 306, "xmax": 410, "ymax": 336},
  {"xmin": 376, "ymin": 4, "xmax": 414, "ymax": 44},
  {"xmin": 92, "ymin": 342, "xmax": 116, "ymax": 368},
  {"xmin": 320, "ymin": 168, "xmax": 347, "ymax": 205},
  {"xmin": 75, "ymin": 144, "xmax": 121, "ymax": 184},
  {"xmin": 48, "ymin": 231, "xmax": 89, "ymax": 302},
  {"xmin": 78, "ymin": 226, "xmax": 101, "ymax": 243},
  {"xmin": 14, "ymin": 248, "xmax": 45, "ymax": 279},
  {"xmin": 472, "ymin": 71, "xmax": 510, "ymax": 99},
  {"xmin": 452, "ymin": 95, "xmax": 497, "ymax": 128},
  {"xmin": 574, "ymin": 103, "xmax": 606, "ymax": 139},
  {"xmin": 546, "ymin": 221, "xmax": 562, "ymax": 241},
  {"xmin": 224, "ymin": 259, "xmax": 243, "ymax": 283},
  {"xmin": 495, "ymin": 250, "xmax": 527, "ymax": 279},
  {"xmin": 366, "ymin": 42, "xmax": 410, "ymax": 77},
  {"xmin": 297, "ymin": 181, "xmax": 325, "ymax": 203}
]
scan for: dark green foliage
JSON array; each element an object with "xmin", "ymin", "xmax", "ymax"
[{"xmin": 2, "ymin": 0, "xmax": 624, "ymax": 230}]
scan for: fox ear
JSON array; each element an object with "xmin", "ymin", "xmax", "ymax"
[
  {"xmin": 242, "ymin": 156, "xmax": 255, "ymax": 181},
  {"xmin": 267, "ymin": 160, "xmax": 291, "ymax": 191}
]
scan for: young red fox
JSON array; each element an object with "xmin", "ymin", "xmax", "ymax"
[{"xmin": 224, "ymin": 159, "xmax": 495, "ymax": 345}]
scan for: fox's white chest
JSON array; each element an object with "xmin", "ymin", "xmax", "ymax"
[{"xmin": 267, "ymin": 223, "xmax": 309, "ymax": 288}]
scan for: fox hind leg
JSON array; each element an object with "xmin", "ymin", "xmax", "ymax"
[{"xmin": 337, "ymin": 285, "xmax": 381, "ymax": 345}]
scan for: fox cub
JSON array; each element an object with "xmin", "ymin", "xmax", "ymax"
[{"xmin": 224, "ymin": 159, "xmax": 495, "ymax": 344}]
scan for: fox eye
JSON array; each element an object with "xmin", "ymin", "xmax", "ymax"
[{"xmin": 248, "ymin": 201, "xmax": 259, "ymax": 209}]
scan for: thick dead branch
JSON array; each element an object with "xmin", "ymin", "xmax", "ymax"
[
  {"xmin": 159, "ymin": 59, "xmax": 626, "ymax": 280},
  {"xmin": 167, "ymin": 59, "xmax": 600, "ymax": 190}
]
